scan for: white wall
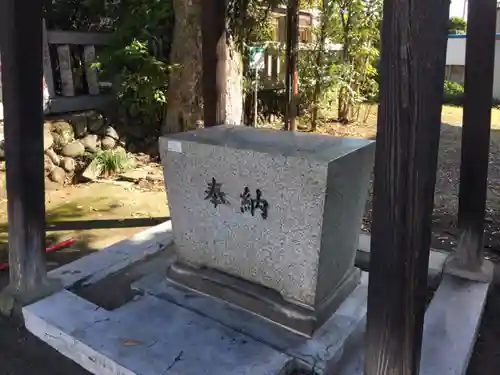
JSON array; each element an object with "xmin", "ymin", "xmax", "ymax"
[
  {"xmin": 445, "ymin": 8, "xmax": 500, "ymax": 99},
  {"xmin": 446, "ymin": 38, "xmax": 466, "ymax": 66},
  {"xmin": 445, "ymin": 36, "xmax": 500, "ymax": 100}
]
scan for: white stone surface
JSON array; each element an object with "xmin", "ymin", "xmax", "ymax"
[
  {"xmin": 420, "ymin": 275, "xmax": 491, "ymax": 375},
  {"xmin": 49, "ymin": 221, "xmax": 173, "ymax": 289},
  {"xmin": 328, "ymin": 275, "xmax": 491, "ymax": 375},
  {"xmin": 24, "ymin": 224, "xmax": 486, "ymax": 375},
  {"xmin": 356, "ymin": 233, "xmax": 449, "ymax": 283},
  {"xmin": 132, "ymin": 272, "xmax": 368, "ymax": 374},
  {"xmin": 24, "ymin": 290, "xmax": 293, "ymax": 375}
]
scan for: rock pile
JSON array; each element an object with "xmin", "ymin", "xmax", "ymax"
[
  {"xmin": 0, "ymin": 109, "xmax": 160, "ymax": 187},
  {"xmin": 41, "ymin": 111, "xmax": 121, "ymax": 186}
]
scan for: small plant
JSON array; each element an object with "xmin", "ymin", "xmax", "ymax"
[
  {"xmin": 87, "ymin": 149, "xmax": 134, "ymax": 178},
  {"xmin": 443, "ymin": 81, "xmax": 465, "ymax": 106}
]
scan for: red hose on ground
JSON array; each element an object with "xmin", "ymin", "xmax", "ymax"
[{"xmin": 0, "ymin": 239, "xmax": 76, "ymax": 271}]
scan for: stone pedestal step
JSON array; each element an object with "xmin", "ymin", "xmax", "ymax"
[
  {"xmin": 23, "ymin": 290, "xmax": 292, "ymax": 375},
  {"xmin": 23, "ymin": 272, "xmax": 369, "ymax": 375}
]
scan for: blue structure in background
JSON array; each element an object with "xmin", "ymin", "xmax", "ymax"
[{"xmin": 448, "ymin": 33, "xmax": 500, "ymax": 38}]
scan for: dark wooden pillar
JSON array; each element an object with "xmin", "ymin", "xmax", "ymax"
[
  {"xmin": 201, "ymin": 0, "xmax": 227, "ymax": 127},
  {"xmin": 455, "ymin": 0, "xmax": 497, "ymax": 272},
  {"xmin": 284, "ymin": 0, "xmax": 299, "ymax": 132},
  {"xmin": 364, "ymin": 0, "xmax": 450, "ymax": 374},
  {"xmin": 0, "ymin": 0, "xmax": 47, "ymax": 292}
]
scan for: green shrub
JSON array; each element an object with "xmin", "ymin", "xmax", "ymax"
[
  {"xmin": 87, "ymin": 149, "xmax": 134, "ymax": 178},
  {"xmin": 443, "ymin": 81, "xmax": 464, "ymax": 105},
  {"xmin": 93, "ymin": 0, "xmax": 175, "ymax": 128}
]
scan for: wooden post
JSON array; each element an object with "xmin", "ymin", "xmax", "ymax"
[
  {"xmin": 42, "ymin": 20, "xmax": 56, "ymax": 99},
  {"xmin": 455, "ymin": 0, "xmax": 497, "ymax": 272},
  {"xmin": 201, "ymin": 0, "xmax": 226, "ymax": 127},
  {"xmin": 57, "ymin": 45, "xmax": 75, "ymax": 97},
  {"xmin": 364, "ymin": 0, "xmax": 450, "ymax": 374},
  {"xmin": 83, "ymin": 45, "xmax": 100, "ymax": 95},
  {"xmin": 284, "ymin": 0, "xmax": 299, "ymax": 131},
  {"xmin": 0, "ymin": 0, "xmax": 47, "ymax": 292}
]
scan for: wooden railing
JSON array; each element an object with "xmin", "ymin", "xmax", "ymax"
[
  {"xmin": 43, "ymin": 21, "xmax": 113, "ymax": 114},
  {"xmin": 41, "ymin": 26, "xmax": 340, "ymax": 113},
  {"xmin": 258, "ymin": 43, "xmax": 342, "ymax": 89}
]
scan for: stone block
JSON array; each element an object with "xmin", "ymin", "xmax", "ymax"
[{"xmin": 159, "ymin": 125, "xmax": 374, "ymax": 335}]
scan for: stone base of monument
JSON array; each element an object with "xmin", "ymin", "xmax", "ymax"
[
  {"xmin": 165, "ymin": 259, "xmax": 361, "ymax": 337},
  {"xmin": 17, "ymin": 125, "xmax": 490, "ymax": 375},
  {"xmin": 20, "ymin": 222, "xmax": 490, "ymax": 375}
]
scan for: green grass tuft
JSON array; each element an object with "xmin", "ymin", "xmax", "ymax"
[{"xmin": 87, "ymin": 149, "xmax": 134, "ymax": 177}]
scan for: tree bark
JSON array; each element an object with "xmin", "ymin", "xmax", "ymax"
[
  {"xmin": 338, "ymin": 10, "xmax": 351, "ymax": 124},
  {"xmin": 162, "ymin": 0, "xmax": 203, "ymax": 134},
  {"xmin": 161, "ymin": 0, "xmax": 242, "ymax": 134},
  {"xmin": 224, "ymin": 41, "xmax": 243, "ymax": 125}
]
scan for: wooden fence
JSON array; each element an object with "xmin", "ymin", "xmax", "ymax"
[
  {"xmin": 41, "ymin": 23, "xmax": 341, "ymax": 113},
  {"xmin": 258, "ymin": 43, "xmax": 342, "ymax": 89},
  {"xmin": 43, "ymin": 20, "xmax": 113, "ymax": 114}
]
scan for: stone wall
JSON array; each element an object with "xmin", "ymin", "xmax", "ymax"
[{"xmin": 0, "ymin": 109, "xmax": 160, "ymax": 187}]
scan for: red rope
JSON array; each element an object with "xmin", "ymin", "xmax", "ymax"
[{"xmin": 0, "ymin": 239, "xmax": 76, "ymax": 271}]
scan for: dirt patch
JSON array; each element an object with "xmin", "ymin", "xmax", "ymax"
[
  {"xmin": 0, "ymin": 163, "xmax": 168, "ymax": 291},
  {"xmin": 0, "ymin": 164, "xmax": 167, "ymax": 375}
]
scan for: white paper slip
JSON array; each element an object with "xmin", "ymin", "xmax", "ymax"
[{"xmin": 167, "ymin": 140, "xmax": 182, "ymax": 153}]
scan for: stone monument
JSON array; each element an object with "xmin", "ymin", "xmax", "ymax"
[{"xmin": 159, "ymin": 125, "xmax": 374, "ymax": 336}]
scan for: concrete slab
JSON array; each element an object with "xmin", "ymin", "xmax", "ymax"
[
  {"xmin": 23, "ymin": 224, "xmax": 485, "ymax": 375},
  {"xmin": 420, "ymin": 275, "xmax": 491, "ymax": 375},
  {"xmin": 49, "ymin": 221, "xmax": 173, "ymax": 289},
  {"xmin": 327, "ymin": 275, "xmax": 491, "ymax": 375},
  {"xmin": 23, "ymin": 269, "xmax": 368, "ymax": 375},
  {"xmin": 24, "ymin": 290, "xmax": 293, "ymax": 375},
  {"xmin": 132, "ymin": 272, "xmax": 369, "ymax": 374},
  {"xmin": 356, "ymin": 233, "xmax": 448, "ymax": 286}
]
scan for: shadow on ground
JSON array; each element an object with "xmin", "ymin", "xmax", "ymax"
[
  {"xmin": 0, "ymin": 199, "xmax": 169, "ymax": 290},
  {"xmin": 0, "ymin": 201, "xmax": 168, "ymax": 375},
  {"xmin": 0, "ymin": 315, "xmax": 91, "ymax": 375},
  {"xmin": 362, "ymin": 122, "xmax": 500, "ymax": 259}
]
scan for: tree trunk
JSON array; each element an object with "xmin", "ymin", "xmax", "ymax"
[
  {"xmin": 161, "ymin": 0, "xmax": 242, "ymax": 134},
  {"xmin": 224, "ymin": 39, "xmax": 243, "ymax": 125},
  {"xmin": 162, "ymin": 0, "xmax": 203, "ymax": 134},
  {"xmin": 338, "ymin": 15, "xmax": 351, "ymax": 124}
]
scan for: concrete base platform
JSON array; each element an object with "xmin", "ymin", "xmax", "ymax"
[
  {"xmin": 23, "ymin": 271, "xmax": 369, "ymax": 375},
  {"xmin": 165, "ymin": 260, "xmax": 362, "ymax": 337},
  {"xmin": 19, "ymin": 223, "xmax": 491, "ymax": 375},
  {"xmin": 24, "ymin": 290, "xmax": 294, "ymax": 375},
  {"xmin": 329, "ymin": 275, "xmax": 491, "ymax": 375}
]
